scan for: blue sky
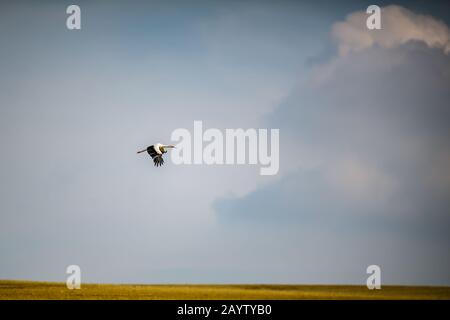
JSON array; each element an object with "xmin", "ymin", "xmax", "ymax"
[{"xmin": 1, "ymin": 0, "xmax": 449, "ymax": 285}]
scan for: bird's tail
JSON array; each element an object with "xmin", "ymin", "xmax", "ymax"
[{"xmin": 137, "ymin": 149, "xmax": 146, "ymax": 154}]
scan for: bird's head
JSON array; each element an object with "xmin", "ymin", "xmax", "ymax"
[{"xmin": 160, "ymin": 144, "xmax": 176, "ymax": 153}]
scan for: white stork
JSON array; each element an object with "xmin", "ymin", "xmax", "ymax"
[{"xmin": 137, "ymin": 143, "xmax": 175, "ymax": 167}]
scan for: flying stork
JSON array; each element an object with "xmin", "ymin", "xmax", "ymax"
[{"xmin": 137, "ymin": 143, "xmax": 175, "ymax": 167}]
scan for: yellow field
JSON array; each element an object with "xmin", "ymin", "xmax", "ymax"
[{"xmin": 0, "ymin": 280, "xmax": 449, "ymax": 300}]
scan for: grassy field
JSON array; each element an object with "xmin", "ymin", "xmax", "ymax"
[{"xmin": 1, "ymin": 280, "xmax": 449, "ymax": 300}]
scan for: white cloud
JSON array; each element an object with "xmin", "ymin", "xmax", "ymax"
[
  {"xmin": 332, "ymin": 5, "xmax": 450, "ymax": 56},
  {"xmin": 234, "ymin": 5, "xmax": 450, "ymax": 224}
]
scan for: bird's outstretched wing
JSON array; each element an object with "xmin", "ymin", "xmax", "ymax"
[{"xmin": 153, "ymin": 154, "xmax": 164, "ymax": 167}]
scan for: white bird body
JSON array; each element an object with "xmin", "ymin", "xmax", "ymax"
[{"xmin": 153, "ymin": 143, "xmax": 164, "ymax": 155}]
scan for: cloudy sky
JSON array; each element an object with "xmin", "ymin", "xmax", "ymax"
[{"xmin": 1, "ymin": 0, "xmax": 449, "ymax": 285}]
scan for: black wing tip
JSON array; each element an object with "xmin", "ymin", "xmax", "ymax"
[{"xmin": 153, "ymin": 156, "xmax": 165, "ymax": 167}]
